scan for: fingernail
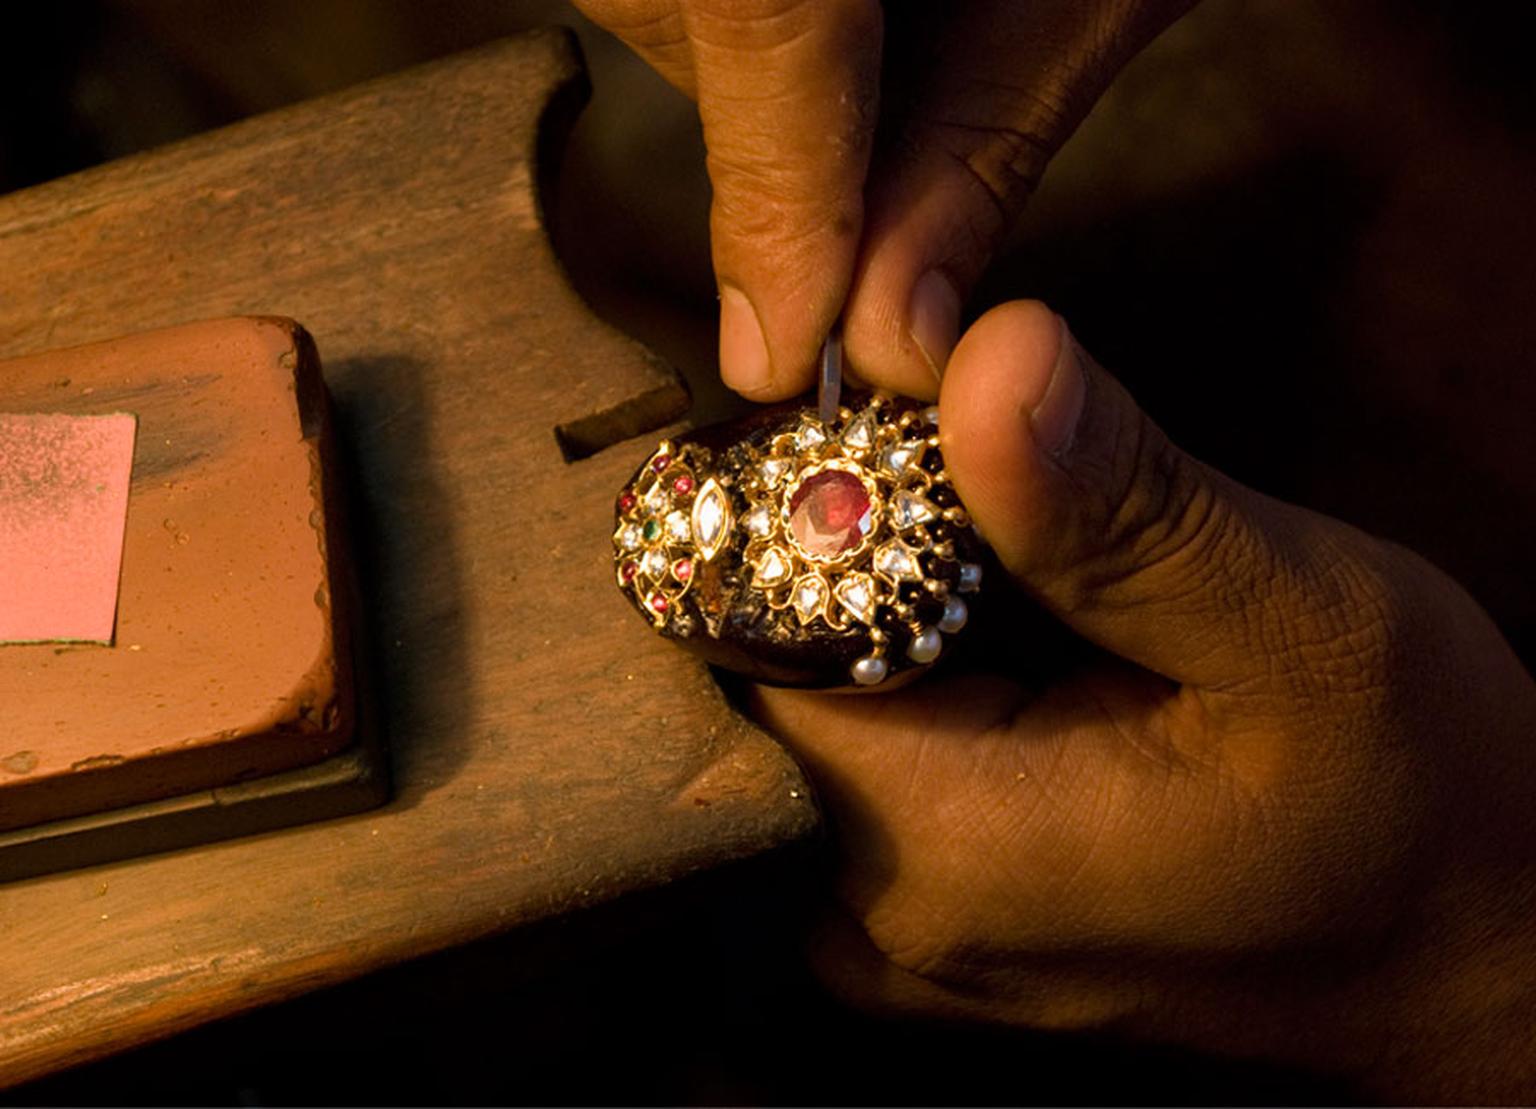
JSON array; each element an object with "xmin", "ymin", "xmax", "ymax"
[
  {"xmin": 908, "ymin": 269, "xmax": 961, "ymax": 380},
  {"xmin": 719, "ymin": 284, "xmax": 772, "ymax": 395},
  {"xmin": 1030, "ymin": 315, "xmax": 1087, "ymax": 458}
]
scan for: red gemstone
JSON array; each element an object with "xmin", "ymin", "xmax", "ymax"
[
  {"xmin": 673, "ymin": 558, "xmax": 693, "ymax": 583},
  {"xmin": 672, "ymin": 474, "xmax": 695, "ymax": 496},
  {"xmin": 649, "ymin": 593, "xmax": 669, "ymax": 613},
  {"xmin": 617, "ymin": 491, "xmax": 637, "ymax": 513},
  {"xmin": 620, "ymin": 561, "xmax": 638, "ymax": 584},
  {"xmin": 651, "ymin": 454, "xmax": 671, "ymax": 473},
  {"xmin": 788, "ymin": 469, "xmax": 872, "ymax": 557}
]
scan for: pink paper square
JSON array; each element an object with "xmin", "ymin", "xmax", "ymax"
[{"xmin": 0, "ymin": 413, "xmax": 137, "ymax": 644}]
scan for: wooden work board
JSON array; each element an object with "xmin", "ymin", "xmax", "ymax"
[{"xmin": 0, "ymin": 31, "xmax": 816, "ymax": 1086}]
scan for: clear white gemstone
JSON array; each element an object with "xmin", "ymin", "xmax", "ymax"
[
  {"xmin": 907, "ymin": 626, "xmax": 943, "ymax": 664},
  {"xmin": 791, "ymin": 574, "xmax": 829, "ymax": 624},
  {"xmin": 850, "ymin": 655, "xmax": 888, "ymax": 686},
  {"xmin": 744, "ymin": 503, "xmax": 774, "ymax": 539},
  {"xmin": 752, "ymin": 546, "xmax": 793, "ymax": 588},
  {"xmin": 759, "ymin": 458, "xmax": 793, "ymax": 487},
  {"xmin": 921, "ymin": 406, "xmax": 940, "ymax": 427},
  {"xmin": 665, "ymin": 510, "xmax": 690, "ymax": 542},
  {"xmin": 880, "ymin": 441, "xmax": 924, "ymax": 477},
  {"xmin": 873, "ymin": 539, "xmax": 923, "ymax": 583},
  {"xmin": 841, "ymin": 409, "xmax": 876, "ymax": 451},
  {"xmin": 890, "ymin": 489, "xmax": 938, "ymax": 530},
  {"xmin": 618, "ymin": 523, "xmax": 642, "ymax": 551},
  {"xmin": 641, "ymin": 547, "xmax": 668, "ymax": 580},
  {"xmin": 795, "ymin": 420, "xmax": 827, "ymax": 450},
  {"xmin": 958, "ymin": 562, "xmax": 983, "ymax": 592},
  {"xmin": 938, "ymin": 595, "xmax": 968, "ymax": 634},
  {"xmin": 642, "ymin": 480, "xmax": 669, "ymax": 511},
  {"xmin": 691, "ymin": 479, "xmax": 732, "ymax": 561},
  {"xmin": 833, "ymin": 573, "xmax": 879, "ymax": 625}
]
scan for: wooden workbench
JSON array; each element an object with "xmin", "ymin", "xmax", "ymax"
[{"xmin": 0, "ymin": 31, "xmax": 816, "ymax": 1086}]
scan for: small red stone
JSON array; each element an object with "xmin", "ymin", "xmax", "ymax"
[
  {"xmin": 649, "ymin": 593, "xmax": 669, "ymax": 613},
  {"xmin": 651, "ymin": 453, "xmax": 671, "ymax": 473},
  {"xmin": 672, "ymin": 474, "xmax": 695, "ymax": 496},
  {"xmin": 620, "ymin": 561, "xmax": 638, "ymax": 584},
  {"xmin": 673, "ymin": 558, "xmax": 693, "ymax": 583},
  {"xmin": 616, "ymin": 491, "xmax": 637, "ymax": 513}
]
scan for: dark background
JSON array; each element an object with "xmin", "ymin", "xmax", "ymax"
[{"xmin": 3, "ymin": 1, "xmax": 1534, "ymax": 1103}]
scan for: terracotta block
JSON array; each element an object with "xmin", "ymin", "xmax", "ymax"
[{"xmin": 0, "ymin": 317, "xmax": 355, "ymax": 832}]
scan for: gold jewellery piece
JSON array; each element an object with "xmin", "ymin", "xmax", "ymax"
[{"xmin": 612, "ymin": 393, "xmax": 984, "ymax": 689}]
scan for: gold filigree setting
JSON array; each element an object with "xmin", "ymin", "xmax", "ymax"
[{"xmin": 612, "ymin": 396, "xmax": 983, "ymax": 687}]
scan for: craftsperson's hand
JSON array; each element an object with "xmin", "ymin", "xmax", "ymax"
[
  {"xmin": 754, "ymin": 301, "xmax": 1536, "ymax": 1102},
  {"xmin": 571, "ymin": 0, "xmax": 1196, "ymax": 400}
]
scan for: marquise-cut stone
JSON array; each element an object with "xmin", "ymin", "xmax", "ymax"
[
  {"xmin": 890, "ymin": 489, "xmax": 938, "ymax": 530},
  {"xmin": 788, "ymin": 469, "xmax": 872, "ymax": 558},
  {"xmin": 753, "ymin": 546, "xmax": 793, "ymax": 588},
  {"xmin": 791, "ymin": 574, "xmax": 829, "ymax": 624},
  {"xmin": 873, "ymin": 539, "xmax": 923, "ymax": 583},
  {"xmin": 833, "ymin": 572, "xmax": 878, "ymax": 625},
  {"xmin": 691, "ymin": 478, "xmax": 731, "ymax": 561},
  {"xmin": 618, "ymin": 523, "xmax": 642, "ymax": 551}
]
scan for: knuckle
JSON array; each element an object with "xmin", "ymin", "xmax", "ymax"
[
  {"xmin": 709, "ymin": 157, "xmax": 861, "ymax": 246},
  {"xmin": 909, "ymin": 116, "xmax": 1054, "ymax": 231},
  {"xmin": 685, "ymin": 0, "xmax": 877, "ymax": 49},
  {"xmin": 1075, "ymin": 414, "xmax": 1243, "ymax": 617}
]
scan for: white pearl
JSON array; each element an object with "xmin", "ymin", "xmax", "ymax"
[
  {"xmin": 906, "ymin": 627, "xmax": 942, "ymax": 664},
  {"xmin": 958, "ymin": 562, "xmax": 983, "ymax": 592},
  {"xmin": 938, "ymin": 596, "xmax": 968, "ymax": 634},
  {"xmin": 850, "ymin": 655, "xmax": 889, "ymax": 686}
]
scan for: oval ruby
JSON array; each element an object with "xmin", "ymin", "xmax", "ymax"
[{"xmin": 788, "ymin": 470, "xmax": 872, "ymax": 557}]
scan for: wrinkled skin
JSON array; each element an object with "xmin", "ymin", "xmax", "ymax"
[
  {"xmin": 577, "ymin": 3, "xmax": 1536, "ymax": 1098},
  {"xmin": 573, "ymin": 0, "xmax": 1197, "ymax": 399},
  {"xmin": 755, "ymin": 303, "xmax": 1536, "ymax": 1103}
]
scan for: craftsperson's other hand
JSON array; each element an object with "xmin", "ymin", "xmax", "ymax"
[
  {"xmin": 755, "ymin": 302, "xmax": 1536, "ymax": 1102},
  {"xmin": 571, "ymin": 1, "xmax": 1196, "ymax": 400}
]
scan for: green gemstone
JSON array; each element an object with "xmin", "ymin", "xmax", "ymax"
[{"xmin": 642, "ymin": 518, "xmax": 661, "ymax": 542}]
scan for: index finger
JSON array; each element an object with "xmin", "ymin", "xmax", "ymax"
[{"xmin": 683, "ymin": 0, "xmax": 882, "ymax": 399}]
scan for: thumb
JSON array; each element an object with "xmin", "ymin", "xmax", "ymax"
[{"xmin": 940, "ymin": 302, "xmax": 1390, "ymax": 692}]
